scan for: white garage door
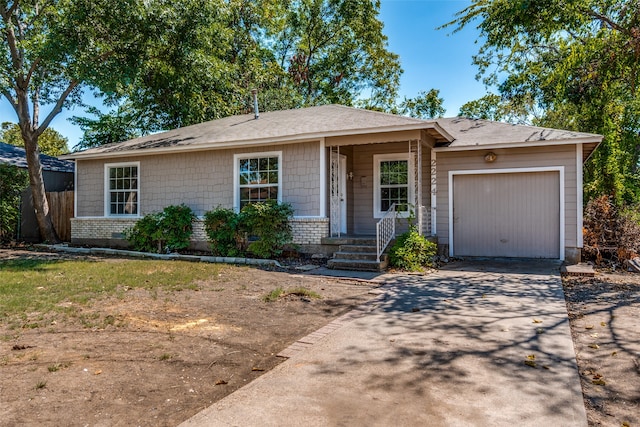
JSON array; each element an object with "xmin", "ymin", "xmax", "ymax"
[{"xmin": 452, "ymin": 171, "xmax": 560, "ymax": 258}]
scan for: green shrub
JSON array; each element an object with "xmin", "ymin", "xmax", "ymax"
[
  {"xmin": 203, "ymin": 207, "xmax": 244, "ymax": 256},
  {"xmin": 124, "ymin": 213, "xmax": 160, "ymax": 252},
  {"xmin": 0, "ymin": 164, "xmax": 29, "ymax": 242},
  {"xmin": 389, "ymin": 227, "xmax": 437, "ymax": 271},
  {"xmin": 241, "ymin": 201, "xmax": 294, "ymax": 259},
  {"xmin": 202, "ymin": 201, "xmax": 294, "ymax": 259},
  {"xmin": 124, "ymin": 204, "xmax": 195, "ymax": 253}
]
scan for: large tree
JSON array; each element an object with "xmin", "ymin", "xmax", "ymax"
[
  {"xmin": 1, "ymin": 0, "xmax": 153, "ymax": 242},
  {"xmin": 447, "ymin": 0, "xmax": 640, "ymax": 204},
  {"xmin": 73, "ymin": 0, "xmax": 403, "ymax": 148}
]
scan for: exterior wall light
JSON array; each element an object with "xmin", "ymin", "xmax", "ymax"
[{"xmin": 484, "ymin": 152, "xmax": 497, "ymax": 163}]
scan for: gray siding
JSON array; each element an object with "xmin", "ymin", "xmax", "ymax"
[
  {"xmin": 76, "ymin": 141, "xmax": 321, "ymax": 218},
  {"xmin": 435, "ymin": 145, "xmax": 578, "ymax": 249},
  {"xmin": 349, "ymin": 141, "xmax": 431, "ymax": 235}
]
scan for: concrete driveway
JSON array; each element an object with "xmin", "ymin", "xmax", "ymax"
[{"xmin": 180, "ymin": 260, "xmax": 586, "ymax": 426}]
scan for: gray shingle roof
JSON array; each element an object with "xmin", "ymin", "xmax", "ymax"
[
  {"xmin": 436, "ymin": 117, "xmax": 602, "ymax": 147},
  {"xmin": 64, "ymin": 105, "xmax": 451, "ymax": 159},
  {"xmin": 0, "ymin": 142, "xmax": 74, "ymax": 172},
  {"xmin": 63, "ymin": 105, "xmax": 602, "ymax": 160}
]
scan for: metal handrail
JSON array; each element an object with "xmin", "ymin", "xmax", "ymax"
[{"xmin": 376, "ymin": 203, "xmax": 397, "ymax": 262}]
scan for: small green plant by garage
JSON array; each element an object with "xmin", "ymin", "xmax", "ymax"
[
  {"xmin": 389, "ymin": 225, "xmax": 437, "ymax": 271},
  {"xmin": 124, "ymin": 204, "xmax": 196, "ymax": 253},
  {"xmin": 203, "ymin": 201, "xmax": 294, "ymax": 259}
]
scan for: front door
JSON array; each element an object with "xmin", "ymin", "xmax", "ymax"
[{"xmin": 339, "ymin": 155, "xmax": 347, "ymax": 234}]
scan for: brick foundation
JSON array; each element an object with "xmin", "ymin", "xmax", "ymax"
[
  {"xmin": 290, "ymin": 217, "xmax": 330, "ymax": 245},
  {"xmin": 71, "ymin": 217, "xmax": 330, "ymax": 251}
]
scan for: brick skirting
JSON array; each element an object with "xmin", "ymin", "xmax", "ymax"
[{"xmin": 71, "ymin": 217, "xmax": 330, "ymax": 248}]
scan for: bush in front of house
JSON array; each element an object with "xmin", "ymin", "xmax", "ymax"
[
  {"xmin": 389, "ymin": 226, "xmax": 437, "ymax": 271},
  {"xmin": 203, "ymin": 201, "xmax": 294, "ymax": 259},
  {"xmin": 124, "ymin": 204, "xmax": 195, "ymax": 253},
  {"xmin": 0, "ymin": 164, "xmax": 29, "ymax": 242},
  {"xmin": 203, "ymin": 206, "xmax": 244, "ymax": 256},
  {"xmin": 241, "ymin": 201, "xmax": 294, "ymax": 259}
]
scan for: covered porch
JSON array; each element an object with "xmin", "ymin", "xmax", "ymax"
[{"xmin": 321, "ymin": 128, "xmax": 448, "ymax": 268}]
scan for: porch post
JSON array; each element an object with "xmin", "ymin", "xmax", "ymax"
[
  {"xmin": 410, "ymin": 139, "xmax": 422, "ymax": 235},
  {"xmin": 329, "ymin": 145, "xmax": 341, "ymax": 237},
  {"xmin": 431, "ymin": 149, "xmax": 437, "ymax": 236}
]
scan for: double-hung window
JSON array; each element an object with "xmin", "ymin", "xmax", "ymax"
[
  {"xmin": 105, "ymin": 162, "xmax": 139, "ymax": 216},
  {"xmin": 234, "ymin": 152, "xmax": 282, "ymax": 210},
  {"xmin": 373, "ymin": 154, "xmax": 412, "ymax": 218}
]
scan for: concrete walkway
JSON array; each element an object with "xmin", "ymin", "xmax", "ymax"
[{"xmin": 180, "ymin": 261, "xmax": 586, "ymax": 426}]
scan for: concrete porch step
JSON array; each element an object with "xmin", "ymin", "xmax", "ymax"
[
  {"xmin": 332, "ymin": 251, "xmax": 385, "ymax": 262},
  {"xmin": 327, "ymin": 257, "xmax": 389, "ymax": 272},
  {"xmin": 338, "ymin": 244, "xmax": 380, "ymax": 253},
  {"xmin": 321, "ymin": 236, "xmax": 377, "ymax": 246}
]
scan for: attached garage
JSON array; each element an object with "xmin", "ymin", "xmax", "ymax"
[{"xmin": 449, "ymin": 168, "xmax": 563, "ymax": 259}]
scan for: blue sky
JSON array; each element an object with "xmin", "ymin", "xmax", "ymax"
[
  {"xmin": 379, "ymin": 0, "xmax": 487, "ymax": 112},
  {"xmin": 1, "ymin": 0, "xmax": 487, "ymax": 148}
]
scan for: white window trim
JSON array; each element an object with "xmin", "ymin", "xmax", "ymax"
[
  {"xmin": 233, "ymin": 151, "xmax": 283, "ymax": 212},
  {"xmin": 373, "ymin": 153, "xmax": 414, "ymax": 219},
  {"xmin": 447, "ymin": 166, "xmax": 565, "ymax": 261},
  {"xmin": 576, "ymin": 144, "xmax": 584, "ymax": 248},
  {"xmin": 104, "ymin": 161, "xmax": 141, "ymax": 217}
]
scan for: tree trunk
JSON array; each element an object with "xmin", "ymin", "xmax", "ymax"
[{"xmin": 22, "ymin": 133, "xmax": 61, "ymax": 244}]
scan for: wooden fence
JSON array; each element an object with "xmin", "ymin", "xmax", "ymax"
[{"xmin": 46, "ymin": 191, "xmax": 74, "ymax": 242}]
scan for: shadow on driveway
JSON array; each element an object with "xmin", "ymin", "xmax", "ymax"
[{"xmin": 182, "ymin": 260, "xmax": 586, "ymax": 427}]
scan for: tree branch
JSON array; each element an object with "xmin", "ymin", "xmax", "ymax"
[
  {"xmin": 32, "ymin": 88, "xmax": 39, "ymax": 128},
  {"xmin": 583, "ymin": 8, "xmax": 628, "ymax": 35},
  {"xmin": 0, "ymin": 1, "xmax": 19, "ymax": 20},
  {"xmin": 24, "ymin": 57, "xmax": 40, "ymax": 87},
  {"xmin": 0, "ymin": 5, "xmax": 25, "ymax": 88},
  {"xmin": 1, "ymin": 88, "xmax": 18, "ymax": 112},
  {"xmin": 36, "ymin": 80, "xmax": 78, "ymax": 136},
  {"xmin": 6, "ymin": 1, "xmax": 19, "ymax": 18}
]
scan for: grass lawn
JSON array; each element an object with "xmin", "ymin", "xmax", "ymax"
[
  {"xmin": 0, "ymin": 258, "xmax": 224, "ymax": 327},
  {"xmin": 0, "ymin": 250, "xmax": 375, "ymax": 426}
]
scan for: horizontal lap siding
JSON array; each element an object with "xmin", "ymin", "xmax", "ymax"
[
  {"xmin": 436, "ymin": 145, "xmax": 578, "ymax": 248},
  {"xmin": 351, "ymin": 142, "xmax": 431, "ymax": 235},
  {"xmin": 75, "ymin": 141, "xmax": 321, "ymax": 218}
]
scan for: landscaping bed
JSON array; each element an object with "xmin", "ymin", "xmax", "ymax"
[
  {"xmin": 563, "ymin": 271, "xmax": 640, "ymax": 426},
  {"xmin": 0, "ymin": 249, "xmax": 377, "ymax": 426}
]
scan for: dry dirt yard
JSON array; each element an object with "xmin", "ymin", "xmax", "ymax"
[
  {"xmin": 0, "ymin": 249, "xmax": 377, "ymax": 427},
  {"xmin": 563, "ymin": 271, "xmax": 640, "ymax": 426}
]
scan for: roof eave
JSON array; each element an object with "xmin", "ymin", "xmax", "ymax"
[
  {"xmin": 433, "ymin": 136, "xmax": 603, "ymax": 153},
  {"xmin": 63, "ymin": 122, "xmax": 452, "ymax": 160}
]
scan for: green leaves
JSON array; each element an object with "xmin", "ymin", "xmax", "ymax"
[
  {"xmin": 72, "ymin": 0, "xmax": 403, "ymax": 146},
  {"xmin": 124, "ymin": 204, "xmax": 196, "ymax": 253},
  {"xmin": 0, "ymin": 164, "xmax": 29, "ymax": 242},
  {"xmin": 1, "ymin": 122, "xmax": 69, "ymax": 156},
  {"xmin": 203, "ymin": 201, "xmax": 294, "ymax": 259},
  {"xmin": 447, "ymin": 0, "xmax": 640, "ymax": 204},
  {"xmin": 389, "ymin": 227, "xmax": 437, "ymax": 271}
]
